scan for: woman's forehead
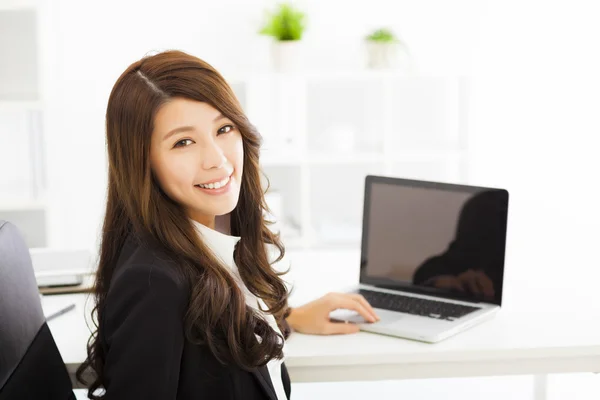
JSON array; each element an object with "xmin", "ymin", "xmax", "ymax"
[
  {"xmin": 153, "ymin": 99, "xmax": 226, "ymax": 139},
  {"xmin": 156, "ymin": 99, "xmax": 221, "ymax": 124}
]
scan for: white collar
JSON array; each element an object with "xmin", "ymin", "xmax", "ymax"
[{"xmin": 191, "ymin": 219, "xmax": 241, "ymax": 263}]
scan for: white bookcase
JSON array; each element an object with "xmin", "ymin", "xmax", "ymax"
[
  {"xmin": 226, "ymin": 71, "xmax": 470, "ymax": 250},
  {"xmin": 0, "ymin": 0, "xmax": 48, "ymax": 247}
]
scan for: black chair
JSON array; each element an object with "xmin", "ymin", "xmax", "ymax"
[{"xmin": 0, "ymin": 220, "xmax": 76, "ymax": 399}]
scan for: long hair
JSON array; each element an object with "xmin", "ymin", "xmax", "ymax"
[{"xmin": 76, "ymin": 50, "xmax": 289, "ymax": 399}]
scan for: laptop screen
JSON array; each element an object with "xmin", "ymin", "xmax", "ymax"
[{"xmin": 360, "ymin": 176, "xmax": 509, "ymax": 306}]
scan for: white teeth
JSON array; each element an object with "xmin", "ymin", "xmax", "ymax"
[{"xmin": 197, "ymin": 175, "xmax": 230, "ymax": 190}]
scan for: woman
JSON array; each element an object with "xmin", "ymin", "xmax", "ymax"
[{"xmin": 77, "ymin": 50, "xmax": 379, "ymax": 400}]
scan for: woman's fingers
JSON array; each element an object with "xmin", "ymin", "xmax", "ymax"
[
  {"xmin": 346, "ymin": 293, "xmax": 380, "ymax": 321},
  {"xmin": 313, "ymin": 292, "xmax": 382, "ymax": 336},
  {"xmin": 326, "ymin": 293, "xmax": 376, "ymax": 323},
  {"xmin": 324, "ymin": 320, "xmax": 361, "ymax": 335}
]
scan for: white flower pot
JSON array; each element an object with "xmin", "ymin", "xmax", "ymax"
[
  {"xmin": 271, "ymin": 40, "xmax": 303, "ymax": 72},
  {"xmin": 366, "ymin": 42, "xmax": 396, "ymax": 69},
  {"xmin": 365, "ymin": 41, "xmax": 411, "ymax": 71}
]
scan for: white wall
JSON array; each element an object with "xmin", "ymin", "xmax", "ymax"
[{"xmin": 467, "ymin": 0, "xmax": 600, "ymax": 291}]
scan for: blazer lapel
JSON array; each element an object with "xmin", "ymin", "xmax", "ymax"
[{"xmin": 251, "ymin": 366, "xmax": 278, "ymax": 400}]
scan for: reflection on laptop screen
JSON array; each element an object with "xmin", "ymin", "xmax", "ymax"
[{"xmin": 361, "ymin": 177, "xmax": 509, "ymax": 306}]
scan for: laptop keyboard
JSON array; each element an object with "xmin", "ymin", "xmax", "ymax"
[{"xmin": 358, "ymin": 289, "xmax": 480, "ymax": 321}]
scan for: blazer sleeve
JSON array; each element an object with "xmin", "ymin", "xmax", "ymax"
[{"xmin": 101, "ymin": 262, "xmax": 187, "ymax": 400}]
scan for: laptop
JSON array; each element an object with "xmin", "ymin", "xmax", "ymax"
[{"xmin": 329, "ymin": 175, "xmax": 509, "ymax": 343}]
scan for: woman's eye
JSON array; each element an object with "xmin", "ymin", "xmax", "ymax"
[
  {"xmin": 173, "ymin": 139, "xmax": 194, "ymax": 148},
  {"xmin": 218, "ymin": 125, "xmax": 234, "ymax": 135}
]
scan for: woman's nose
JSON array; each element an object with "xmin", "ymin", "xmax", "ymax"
[{"xmin": 201, "ymin": 140, "xmax": 227, "ymax": 170}]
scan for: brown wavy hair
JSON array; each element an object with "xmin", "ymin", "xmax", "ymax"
[{"xmin": 76, "ymin": 50, "xmax": 290, "ymax": 399}]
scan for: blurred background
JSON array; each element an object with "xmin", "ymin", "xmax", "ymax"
[{"xmin": 2, "ymin": 0, "xmax": 600, "ymax": 398}]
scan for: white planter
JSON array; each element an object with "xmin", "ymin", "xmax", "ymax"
[
  {"xmin": 365, "ymin": 41, "xmax": 411, "ymax": 71},
  {"xmin": 271, "ymin": 40, "xmax": 303, "ymax": 72}
]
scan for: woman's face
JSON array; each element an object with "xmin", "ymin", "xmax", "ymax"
[{"xmin": 150, "ymin": 98, "xmax": 244, "ymax": 228}]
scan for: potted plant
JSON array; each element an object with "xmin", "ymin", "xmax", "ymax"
[
  {"xmin": 259, "ymin": 2, "xmax": 307, "ymax": 72},
  {"xmin": 365, "ymin": 28, "xmax": 407, "ymax": 70}
]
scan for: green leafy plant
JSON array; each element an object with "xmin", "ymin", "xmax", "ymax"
[
  {"xmin": 259, "ymin": 2, "xmax": 306, "ymax": 41},
  {"xmin": 366, "ymin": 28, "xmax": 399, "ymax": 43}
]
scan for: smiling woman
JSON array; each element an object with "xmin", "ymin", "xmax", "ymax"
[
  {"xmin": 75, "ymin": 49, "xmax": 378, "ymax": 400},
  {"xmin": 76, "ymin": 50, "xmax": 292, "ymax": 400}
]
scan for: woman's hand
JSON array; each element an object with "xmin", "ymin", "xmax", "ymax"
[{"xmin": 286, "ymin": 292, "xmax": 380, "ymax": 335}]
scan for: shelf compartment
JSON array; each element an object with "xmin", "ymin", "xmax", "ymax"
[
  {"xmin": 385, "ymin": 77, "xmax": 464, "ymax": 150},
  {"xmin": 0, "ymin": 8, "xmax": 39, "ymax": 101},
  {"xmin": 387, "ymin": 152, "xmax": 465, "ymax": 183},
  {"xmin": 306, "ymin": 80, "xmax": 385, "ymax": 155},
  {"xmin": 308, "ymin": 163, "xmax": 385, "ymax": 247},
  {"xmin": 261, "ymin": 165, "xmax": 304, "ymax": 243}
]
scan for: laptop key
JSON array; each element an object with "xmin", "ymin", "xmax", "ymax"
[{"xmin": 358, "ymin": 289, "xmax": 480, "ymax": 320}]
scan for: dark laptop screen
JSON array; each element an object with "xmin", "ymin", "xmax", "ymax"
[{"xmin": 360, "ymin": 176, "xmax": 509, "ymax": 306}]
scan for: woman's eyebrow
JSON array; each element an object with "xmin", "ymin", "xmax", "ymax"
[
  {"xmin": 163, "ymin": 126, "xmax": 195, "ymax": 142},
  {"xmin": 162, "ymin": 114, "xmax": 229, "ymax": 141}
]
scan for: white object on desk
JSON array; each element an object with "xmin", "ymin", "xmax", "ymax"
[{"xmin": 30, "ymin": 248, "xmax": 92, "ymax": 287}]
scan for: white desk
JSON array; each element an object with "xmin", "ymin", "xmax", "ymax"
[
  {"xmin": 46, "ymin": 249, "xmax": 600, "ymax": 400},
  {"xmin": 47, "ymin": 290, "xmax": 600, "ymax": 400}
]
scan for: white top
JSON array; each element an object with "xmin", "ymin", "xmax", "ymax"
[{"xmin": 192, "ymin": 220, "xmax": 288, "ymax": 400}]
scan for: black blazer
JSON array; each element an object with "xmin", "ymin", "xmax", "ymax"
[{"xmin": 99, "ymin": 234, "xmax": 291, "ymax": 400}]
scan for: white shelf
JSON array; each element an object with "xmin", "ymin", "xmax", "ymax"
[
  {"xmin": 387, "ymin": 148, "xmax": 468, "ymax": 158},
  {"xmin": 261, "ymin": 149, "xmax": 466, "ymax": 168},
  {"xmin": 0, "ymin": 200, "xmax": 47, "ymax": 247},
  {"xmin": 0, "ymin": 200, "xmax": 46, "ymax": 211},
  {"xmin": 308, "ymin": 152, "xmax": 385, "ymax": 165},
  {"xmin": 0, "ymin": 0, "xmax": 47, "ymax": 248},
  {"xmin": 0, "ymin": 100, "xmax": 43, "ymax": 111},
  {"xmin": 262, "ymin": 152, "xmax": 386, "ymax": 166},
  {"xmin": 261, "ymin": 152, "xmax": 303, "ymax": 167},
  {"xmin": 0, "ymin": 6, "xmax": 39, "ymax": 100},
  {"xmin": 238, "ymin": 74, "xmax": 471, "ymax": 249},
  {"xmin": 0, "ymin": 52, "xmax": 468, "ymax": 249},
  {"xmin": 0, "ymin": 0, "xmax": 37, "ymax": 11}
]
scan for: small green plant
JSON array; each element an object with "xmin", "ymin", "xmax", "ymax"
[
  {"xmin": 366, "ymin": 28, "xmax": 399, "ymax": 43},
  {"xmin": 259, "ymin": 2, "xmax": 306, "ymax": 41}
]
